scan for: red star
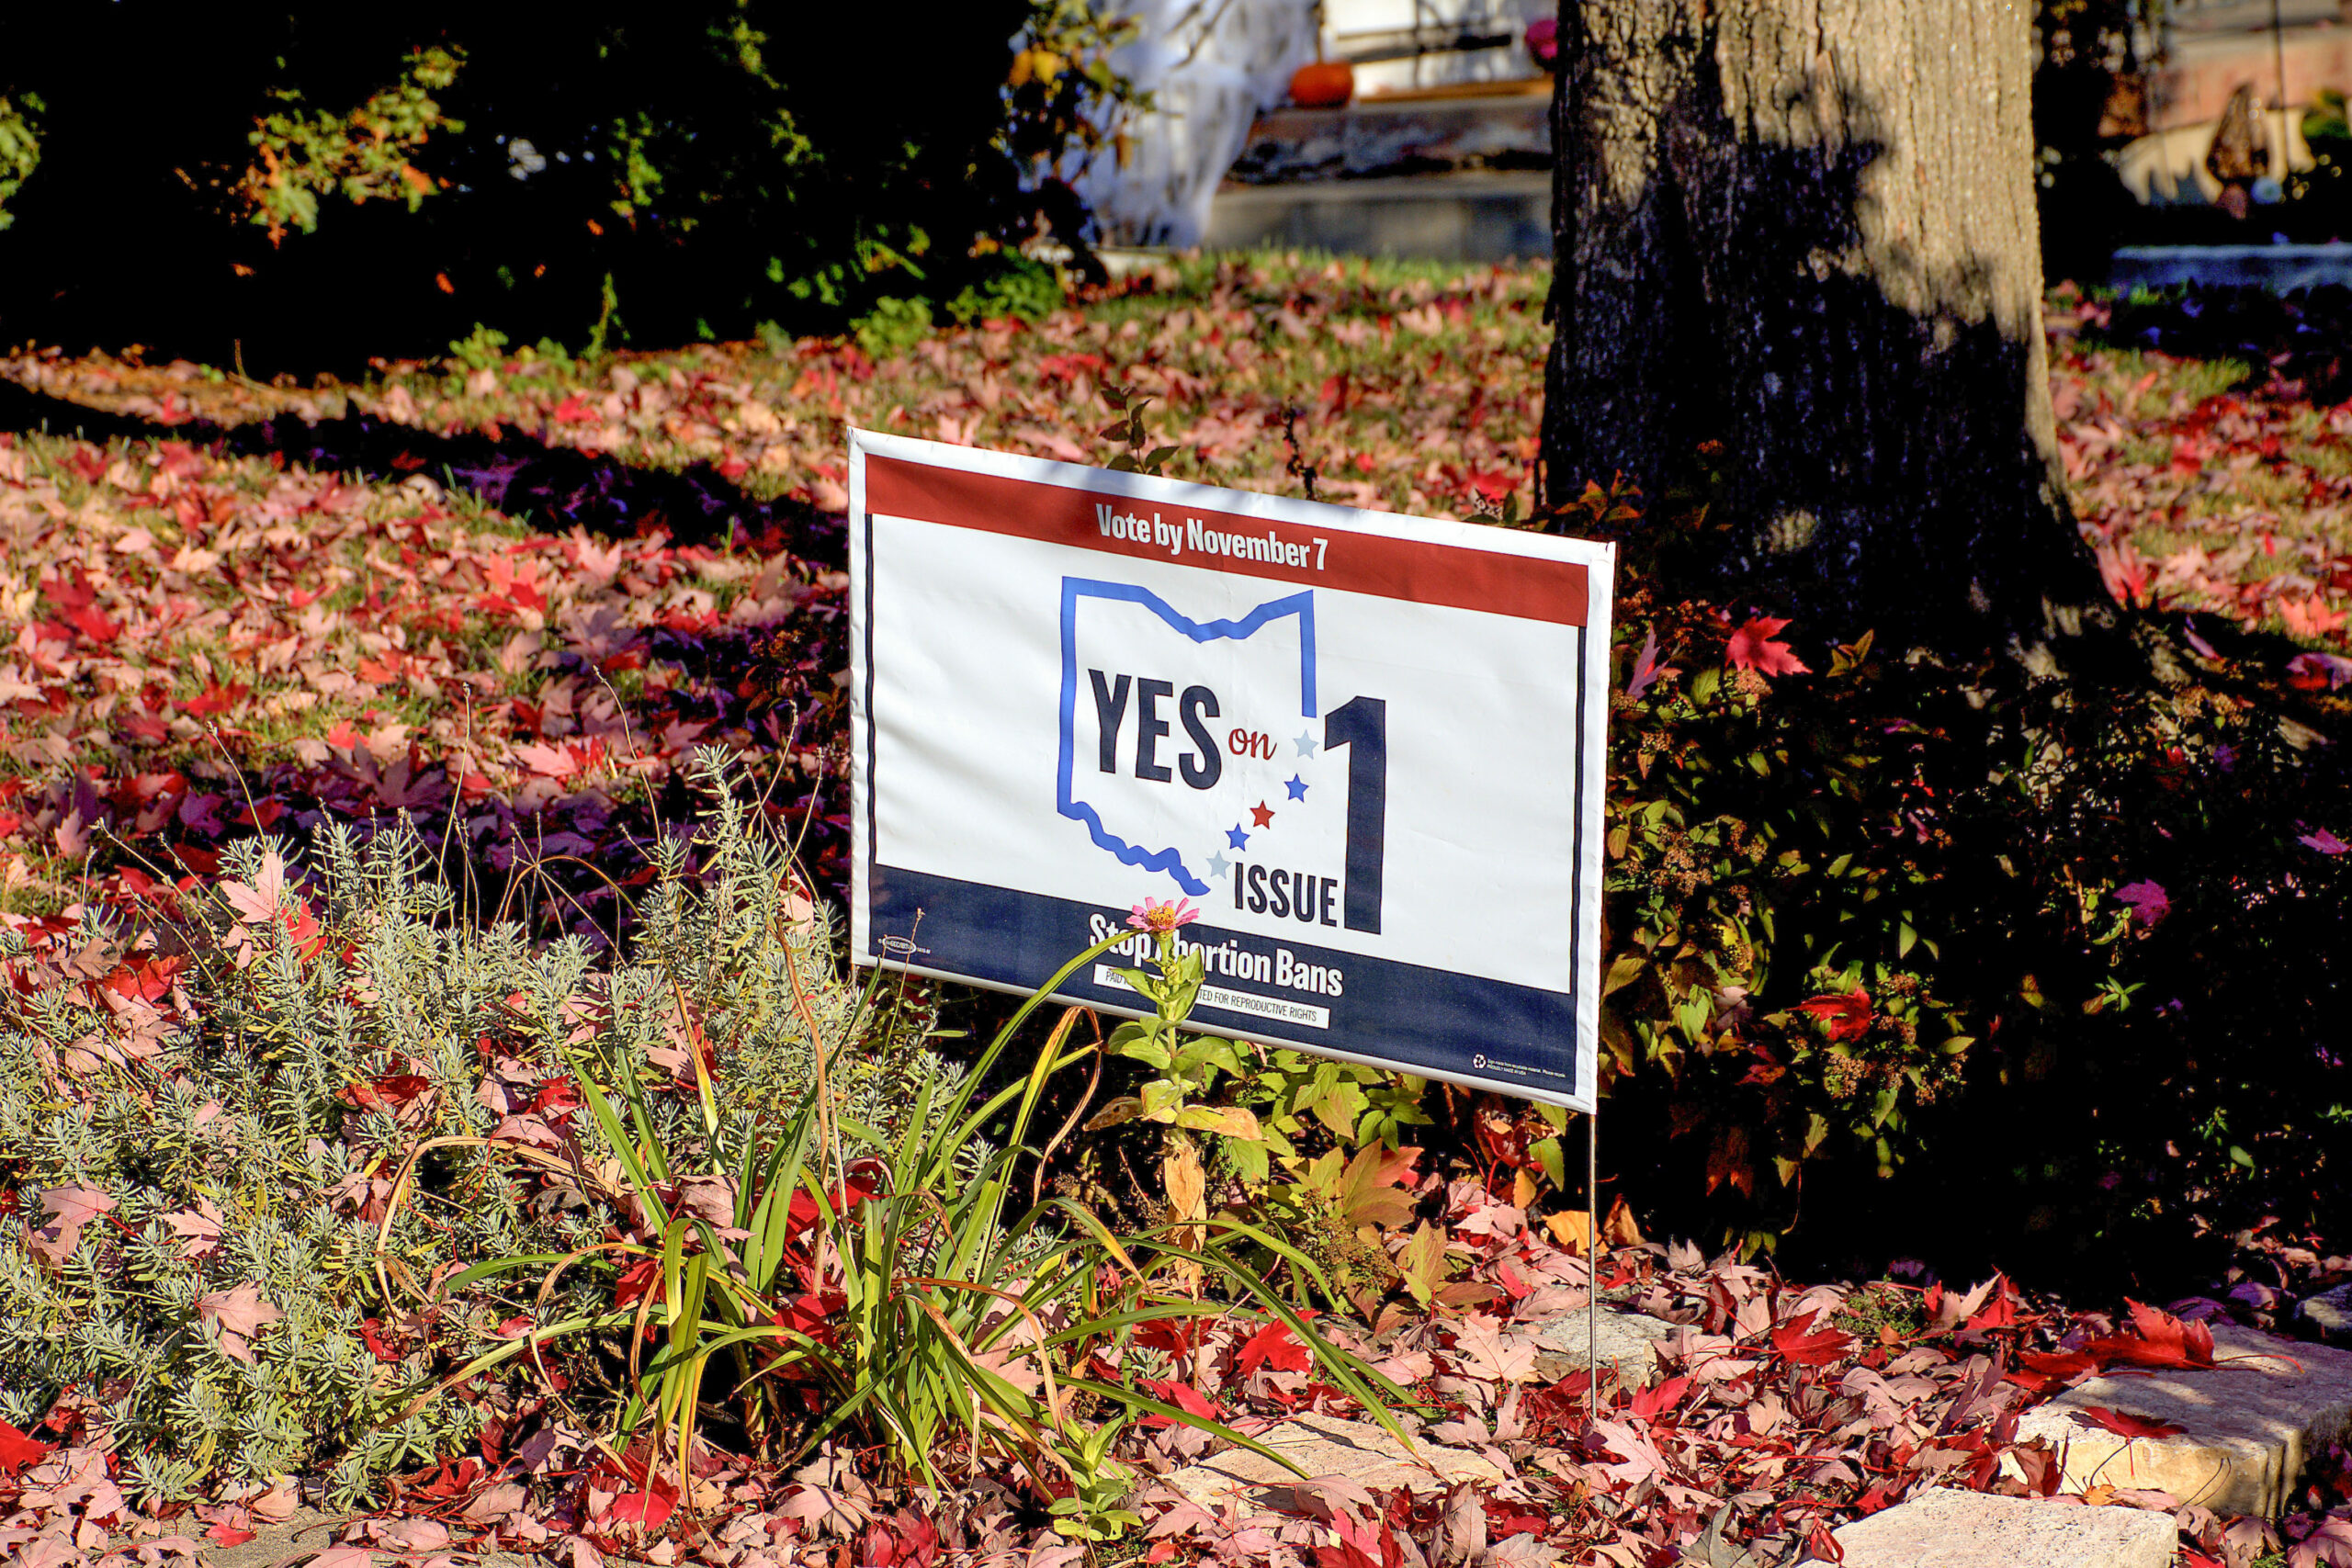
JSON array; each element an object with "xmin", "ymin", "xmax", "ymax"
[{"xmin": 1250, "ymin": 801, "xmax": 1275, "ymax": 828}]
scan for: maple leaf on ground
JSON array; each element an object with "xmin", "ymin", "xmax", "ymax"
[
  {"xmin": 1439, "ymin": 1482, "xmax": 1487, "ymax": 1567},
  {"xmin": 1725, "ymin": 615, "xmax": 1810, "ymax": 676},
  {"xmin": 1626, "ymin": 1374, "xmax": 1690, "ymax": 1421},
  {"xmin": 1448, "ymin": 1314, "xmax": 1538, "ymax": 1385},
  {"xmin": 28, "ymin": 1185, "xmax": 116, "ymax": 1267},
  {"xmin": 368, "ymin": 1517, "xmax": 454, "ymax": 1552},
  {"xmin": 220, "ymin": 849, "xmax": 291, "ymax": 924},
  {"xmin": 1963, "ymin": 1285, "xmax": 2019, "ymax": 1334},
  {"xmin": 197, "ymin": 1282, "xmax": 285, "ymax": 1364},
  {"xmin": 179, "ymin": 681, "xmax": 250, "ymax": 718},
  {"xmin": 2096, "ymin": 539, "xmax": 2153, "ymax": 607},
  {"xmin": 604, "ymin": 1489, "xmax": 675, "ymax": 1533},
  {"xmin": 779, "ymin": 1482, "xmax": 874, "ymax": 1540},
  {"xmin": 2278, "ymin": 594, "xmax": 2349, "ymax": 639},
  {"xmin": 1284, "ymin": 1473, "xmax": 1381, "ymax": 1524},
  {"xmin": 304, "ymin": 1551, "xmax": 378, "ymax": 1568},
  {"xmin": 2290, "ymin": 1518, "xmax": 2352, "ymax": 1568},
  {"xmin": 60, "ymin": 603, "xmax": 121, "ymax": 644},
  {"xmin": 2079, "ymin": 1299, "xmax": 2216, "ymax": 1371},
  {"xmin": 1486, "ymin": 1535, "xmax": 1566, "ymax": 1568},
  {"xmin": 514, "ymin": 740, "xmax": 580, "ymax": 778},
  {"xmin": 1236, "ymin": 1318, "xmax": 1312, "ymax": 1377},
  {"xmin": 1147, "ymin": 1500, "xmax": 1221, "ymax": 1541},
  {"xmin": 163, "ymin": 1198, "xmax": 223, "ymax": 1259},
  {"xmin": 1931, "ymin": 1272, "xmax": 2018, "ymax": 1334},
  {"xmin": 1587, "ymin": 1417, "xmax": 1672, "ymax": 1487},
  {"xmin": 2075, "ymin": 1406, "xmax": 2188, "ymax": 1439},
  {"xmin": 1770, "ymin": 1312, "xmax": 1856, "ymax": 1367},
  {"xmin": 1316, "ymin": 1509, "xmax": 1394, "ymax": 1568},
  {"xmin": 0, "ymin": 1421, "xmax": 52, "ymax": 1477},
  {"xmin": 2005, "ymin": 1348, "xmax": 2094, "ymax": 1393},
  {"xmin": 1794, "ymin": 987, "xmax": 1871, "ymax": 1043},
  {"xmin": 1138, "ymin": 1379, "xmax": 1217, "ymax": 1428}
]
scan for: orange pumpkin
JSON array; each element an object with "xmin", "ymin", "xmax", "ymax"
[{"xmin": 1289, "ymin": 60, "xmax": 1354, "ymax": 108}]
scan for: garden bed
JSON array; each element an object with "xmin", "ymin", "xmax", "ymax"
[{"xmin": 1, "ymin": 254, "xmax": 2349, "ymax": 1565}]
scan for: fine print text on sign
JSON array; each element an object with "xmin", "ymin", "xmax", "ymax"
[{"xmin": 847, "ymin": 431, "xmax": 1615, "ymax": 1111}]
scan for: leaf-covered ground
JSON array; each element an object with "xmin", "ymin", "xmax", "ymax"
[
  {"xmin": 0, "ymin": 1010, "xmax": 2345, "ymax": 1568},
  {"xmin": 2053, "ymin": 290, "xmax": 2352, "ymax": 651},
  {"xmin": 8, "ymin": 257, "xmax": 2352, "ymax": 922},
  {"xmin": 4, "ymin": 255, "xmax": 2352, "ymax": 1564}
]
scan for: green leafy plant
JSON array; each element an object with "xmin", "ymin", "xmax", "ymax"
[
  {"xmin": 945, "ymin": 257, "xmax": 1066, "ymax": 326},
  {"xmin": 1100, "ymin": 384, "xmax": 1184, "ymax": 477},
  {"xmin": 417, "ymin": 891, "xmax": 1412, "ymax": 1537},
  {"xmin": 0, "ymin": 92, "xmax": 40, "ymax": 231},
  {"xmin": 1596, "ymin": 592, "xmax": 1973, "ymax": 1250},
  {"xmin": 851, "ymin": 295, "xmax": 937, "ymax": 359},
  {"xmin": 235, "ymin": 45, "xmax": 463, "ymax": 243},
  {"xmin": 0, "ymin": 758, "xmax": 904, "ymax": 1506},
  {"xmin": 447, "ymin": 323, "xmax": 511, "ymax": 373},
  {"xmin": 1078, "ymin": 911, "xmax": 1447, "ymax": 1317},
  {"xmin": 1083, "ymin": 915, "xmax": 1430, "ymax": 1182}
]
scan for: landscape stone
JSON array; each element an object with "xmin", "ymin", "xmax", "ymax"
[
  {"xmin": 1160, "ymin": 1412, "xmax": 1505, "ymax": 1507},
  {"xmin": 1815, "ymin": 1487, "xmax": 2176, "ymax": 1568},
  {"xmin": 194, "ymin": 1506, "xmax": 548, "ymax": 1568},
  {"xmin": 2011, "ymin": 1320, "xmax": 2352, "ymax": 1517},
  {"xmin": 2297, "ymin": 1281, "xmax": 2352, "ymax": 1343},
  {"xmin": 1530, "ymin": 1304, "xmax": 1678, "ymax": 1386}
]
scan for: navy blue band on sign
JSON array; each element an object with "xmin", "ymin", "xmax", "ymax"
[{"xmin": 865, "ymin": 863, "xmax": 1581, "ymax": 1103}]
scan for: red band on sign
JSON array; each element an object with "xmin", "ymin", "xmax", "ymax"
[{"xmin": 863, "ymin": 455, "xmax": 1588, "ymax": 627}]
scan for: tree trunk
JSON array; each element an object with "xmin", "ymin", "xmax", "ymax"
[{"xmin": 1541, "ymin": 0, "xmax": 2115, "ymax": 667}]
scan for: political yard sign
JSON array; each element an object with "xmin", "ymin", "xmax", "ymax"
[{"xmin": 847, "ymin": 430, "xmax": 1615, "ymax": 1112}]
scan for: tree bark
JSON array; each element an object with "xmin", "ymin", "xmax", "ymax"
[{"xmin": 1542, "ymin": 0, "xmax": 2115, "ymax": 667}]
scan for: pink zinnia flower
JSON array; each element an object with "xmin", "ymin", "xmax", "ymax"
[{"xmin": 1126, "ymin": 897, "xmax": 1200, "ymax": 934}]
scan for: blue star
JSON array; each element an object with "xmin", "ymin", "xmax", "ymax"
[
  {"xmin": 1294, "ymin": 730, "xmax": 1319, "ymax": 758},
  {"xmin": 1284, "ymin": 774, "xmax": 1308, "ymax": 801},
  {"xmin": 1226, "ymin": 823, "xmax": 1250, "ymax": 850},
  {"xmin": 1206, "ymin": 852, "xmax": 1230, "ymax": 879}
]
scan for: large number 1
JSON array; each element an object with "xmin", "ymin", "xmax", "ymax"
[{"xmin": 1324, "ymin": 695, "xmax": 1386, "ymax": 933}]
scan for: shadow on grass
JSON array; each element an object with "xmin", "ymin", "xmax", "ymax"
[
  {"xmin": 0, "ymin": 374, "xmax": 858, "ymax": 943},
  {"xmin": 0, "ymin": 377, "xmax": 846, "ymax": 561}
]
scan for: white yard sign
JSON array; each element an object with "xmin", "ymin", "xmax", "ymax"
[{"xmin": 847, "ymin": 430, "xmax": 1614, "ymax": 1111}]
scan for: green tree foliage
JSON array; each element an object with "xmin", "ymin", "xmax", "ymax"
[
  {"xmin": 0, "ymin": 3, "xmax": 1137, "ymax": 367},
  {"xmin": 0, "ymin": 94, "xmax": 39, "ymax": 231}
]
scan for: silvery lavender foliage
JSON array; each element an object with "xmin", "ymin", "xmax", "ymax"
[{"xmin": 0, "ymin": 757, "xmax": 926, "ymax": 1506}]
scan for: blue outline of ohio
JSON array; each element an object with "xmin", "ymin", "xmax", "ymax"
[{"xmin": 1057, "ymin": 578, "xmax": 1317, "ymax": 897}]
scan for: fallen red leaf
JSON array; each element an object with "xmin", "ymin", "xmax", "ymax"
[
  {"xmin": 2075, "ymin": 1405, "xmax": 2187, "ymax": 1439},
  {"xmin": 0, "ymin": 1421, "xmax": 52, "ymax": 1477},
  {"xmin": 2080, "ymin": 1299, "xmax": 2216, "ymax": 1371},
  {"xmin": 1236, "ymin": 1317, "xmax": 1313, "ymax": 1377},
  {"xmin": 605, "ymin": 1486, "xmax": 675, "ymax": 1532},
  {"xmin": 2007, "ymin": 1348, "xmax": 2097, "ymax": 1393},
  {"xmin": 62, "ymin": 604, "xmax": 120, "ymax": 644},
  {"xmin": 1628, "ymin": 1374, "xmax": 1690, "ymax": 1419},
  {"xmin": 1138, "ymin": 1378, "xmax": 1217, "ymax": 1428},
  {"xmin": 1770, "ymin": 1312, "xmax": 1856, "ymax": 1367},
  {"xmin": 612, "ymin": 1258, "xmax": 661, "ymax": 1309}
]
